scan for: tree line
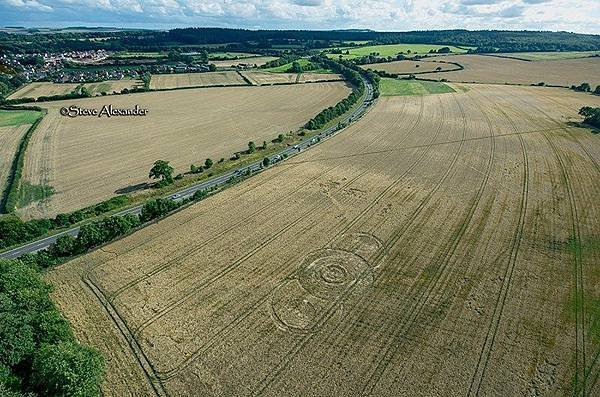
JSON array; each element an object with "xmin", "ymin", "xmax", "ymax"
[{"xmin": 4, "ymin": 29, "xmax": 600, "ymax": 55}]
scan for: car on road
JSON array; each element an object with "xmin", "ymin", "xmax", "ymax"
[{"xmin": 170, "ymin": 194, "xmax": 181, "ymax": 200}]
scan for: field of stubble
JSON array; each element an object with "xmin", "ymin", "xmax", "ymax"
[
  {"xmin": 46, "ymin": 84, "xmax": 600, "ymax": 396},
  {"xmin": 437, "ymin": 55, "xmax": 600, "ymax": 87},
  {"xmin": 19, "ymin": 82, "xmax": 351, "ymax": 218}
]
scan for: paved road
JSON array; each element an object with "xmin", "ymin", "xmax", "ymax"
[{"xmin": 0, "ymin": 78, "xmax": 374, "ymax": 260}]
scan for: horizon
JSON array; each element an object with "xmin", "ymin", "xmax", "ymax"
[{"xmin": 1, "ymin": 0, "xmax": 599, "ymax": 35}]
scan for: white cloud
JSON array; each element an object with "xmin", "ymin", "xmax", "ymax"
[{"xmin": 0, "ymin": 0, "xmax": 598, "ymax": 34}]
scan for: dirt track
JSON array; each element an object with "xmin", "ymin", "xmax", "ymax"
[
  {"xmin": 46, "ymin": 84, "xmax": 600, "ymax": 396},
  {"xmin": 19, "ymin": 82, "xmax": 351, "ymax": 218}
]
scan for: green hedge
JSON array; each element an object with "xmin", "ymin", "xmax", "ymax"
[{"xmin": 2, "ymin": 115, "xmax": 44, "ymax": 213}]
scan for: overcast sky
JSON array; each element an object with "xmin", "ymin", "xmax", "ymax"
[{"xmin": 1, "ymin": 0, "xmax": 599, "ymax": 34}]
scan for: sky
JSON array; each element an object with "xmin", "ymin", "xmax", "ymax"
[{"xmin": 1, "ymin": 0, "xmax": 599, "ymax": 34}]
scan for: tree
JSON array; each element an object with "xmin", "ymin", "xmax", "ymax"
[
  {"xmin": 247, "ymin": 141, "xmax": 256, "ymax": 154},
  {"xmin": 579, "ymin": 106, "xmax": 600, "ymax": 128},
  {"xmin": 149, "ymin": 160, "xmax": 174, "ymax": 184},
  {"xmin": 140, "ymin": 198, "xmax": 179, "ymax": 223},
  {"xmin": 31, "ymin": 341, "xmax": 104, "ymax": 397},
  {"xmin": 595, "ymin": 85, "xmax": 600, "ymax": 95},
  {"xmin": 288, "ymin": 61, "xmax": 303, "ymax": 73},
  {"xmin": 204, "ymin": 158, "xmax": 213, "ymax": 169},
  {"xmin": 49, "ymin": 234, "xmax": 77, "ymax": 257},
  {"xmin": 262, "ymin": 157, "xmax": 271, "ymax": 167},
  {"xmin": 261, "ymin": 141, "xmax": 267, "ymax": 150},
  {"xmin": 76, "ymin": 223, "xmax": 105, "ymax": 250},
  {"xmin": 0, "ymin": 312, "xmax": 36, "ymax": 366}
]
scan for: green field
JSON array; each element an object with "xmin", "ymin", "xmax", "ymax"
[
  {"xmin": 0, "ymin": 109, "xmax": 43, "ymax": 127},
  {"xmin": 379, "ymin": 78, "xmax": 455, "ymax": 96},
  {"xmin": 327, "ymin": 43, "xmax": 473, "ymax": 60},
  {"xmin": 493, "ymin": 51, "xmax": 600, "ymax": 61}
]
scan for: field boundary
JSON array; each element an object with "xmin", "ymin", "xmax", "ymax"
[{"xmin": 0, "ymin": 108, "xmax": 45, "ymax": 213}]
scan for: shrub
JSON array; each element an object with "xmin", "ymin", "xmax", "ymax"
[
  {"xmin": 140, "ymin": 198, "xmax": 179, "ymax": 223},
  {"xmin": 0, "ymin": 259, "xmax": 104, "ymax": 395},
  {"xmin": 193, "ymin": 190, "xmax": 208, "ymax": 201},
  {"xmin": 31, "ymin": 341, "xmax": 104, "ymax": 396}
]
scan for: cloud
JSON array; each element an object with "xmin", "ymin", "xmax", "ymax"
[
  {"xmin": 4, "ymin": 0, "xmax": 52, "ymax": 11},
  {"xmin": 497, "ymin": 4, "xmax": 524, "ymax": 17},
  {"xmin": 291, "ymin": 0, "xmax": 324, "ymax": 6},
  {"xmin": 0, "ymin": 0, "xmax": 598, "ymax": 34}
]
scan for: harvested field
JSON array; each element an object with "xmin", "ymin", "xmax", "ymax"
[
  {"xmin": 149, "ymin": 72, "xmax": 247, "ymax": 90},
  {"xmin": 8, "ymin": 82, "xmax": 78, "ymax": 99},
  {"xmin": 211, "ymin": 56, "xmax": 278, "ymax": 68},
  {"xmin": 240, "ymin": 71, "xmax": 298, "ymax": 86},
  {"xmin": 238, "ymin": 72, "xmax": 343, "ymax": 86},
  {"xmin": 437, "ymin": 54, "xmax": 600, "ymax": 87},
  {"xmin": 84, "ymin": 79, "xmax": 144, "ymax": 94},
  {"xmin": 297, "ymin": 73, "xmax": 344, "ymax": 83},
  {"xmin": 8, "ymin": 80, "xmax": 143, "ymax": 99},
  {"xmin": 491, "ymin": 51, "xmax": 600, "ymax": 61},
  {"xmin": 47, "ymin": 84, "xmax": 600, "ymax": 396},
  {"xmin": 0, "ymin": 124, "xmax": 29, "ymax": 198},
  {"xmin": 364, "ymin": 59, "xmax": 458, "ymax": 74},
  {"xmin": 19, "ymin": 82, "xmax": 352, "ymax": 218}
]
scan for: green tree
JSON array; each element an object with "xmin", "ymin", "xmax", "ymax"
[
  {"xmin": 204, "ymin": 158, "xmax": 213, "ymax": 169},
  {"xmin": 247, "ymin": 141, "xmax": 256, "ymax": 154},
  {"xmin": 149, "ymin": 160, "xmax": 174, "ymax": 184},
  {"xmin": 262, "ymin": 157, "xmax": 271, "ymax": 167},
  {"xmin": 31, "ymin": 341, "xmax": 104, "ymax": 397},
  {"xmin": 288, "ymin": 61, "xmax": 303, "ymax": 73},
  {"xmin": 0, "ymin": 312, "xmax": 36, "ymax": 366},
  {"xmin": 76, "ymin": 223, "xmax": 105, "ymax": 250},
  {"xmin": 34, "ymin": 310, "xmax": 73, "ymax": 345},
  {"xmin": 261, "ymin": 141, "xmax": 267, "ymax": 150},
  {"xmin": 594, "ymin": 85, "xmax": 600, "ymax": 95},
  {"xmin": 140, "ymin": 198, "xmax": 179, "ymax": 223},
  {"xmin": 50, "ymin": 234, "xmax": 77, "ymax": 257}
]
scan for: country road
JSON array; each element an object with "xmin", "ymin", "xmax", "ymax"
[{"xmin": 0, "ymin": 77, "xmax": 374, "ymax": 260}]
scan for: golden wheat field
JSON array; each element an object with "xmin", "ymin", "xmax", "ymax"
[
  {"xmin": 149, "ymin": 72, "xmax": 247, "ymax": 89},
  {"xmin": 0, "ymin": 124, "xmax": 29, "ymax": 197},
  {"xmin": 18, "ymin": 82, "xmax": 351, "ymax": 218},
  {"xmin": 437, "ymin": 54, "xmax": 600, "ymax": 87},
  {"xmin": 363, "ymin": 59, "xmax": 458, "ymax": 74},
  {"xmin": 241, "ymin": 72, "xmax": 344, "ymax": 86},
  {"xmin": 8, "ymin": 80, "xmax": 143, "ymax": 99},
  {"xmin": 46, "ymin": 84, "xmax": 600, "ymax": 396}
]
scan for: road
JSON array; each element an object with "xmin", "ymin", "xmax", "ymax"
[{"xmin": 0, "ymin": 78, "xmax": 374, "ymax": 260}]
